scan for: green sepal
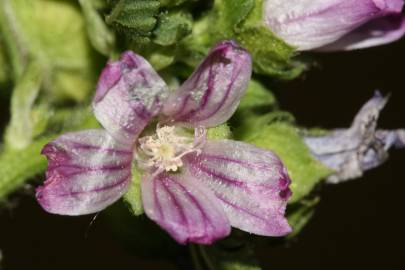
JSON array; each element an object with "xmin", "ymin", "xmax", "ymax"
[
  {"xmin": 123, "ymin": 164, "xmax": 144, "ymax": 215},
  {"xmin": 106, "ymin": 0, "xmax": 160, "ymax": 43},
  {"xmin": 130, "ymin": 43, "xmax": 176, "ymax": 70},
  {"xmin": 182, "ymin": 0, "xmax": 305, "ymax": 79},
  {"xmin": 207, "ymin": 124, "xmax": 232, "ymax": 140},
  {"xmin": 213, "ymin": 0, "xmax": 255, "ymax": 35},
  {"xmin": 153, "ymin": 10, "xmax": 192, "ymax": 46},
  {"xmin": 234, "ymin": 0, "xmax": 305, "ymax": 79}
]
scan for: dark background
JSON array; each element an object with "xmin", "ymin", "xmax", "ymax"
[{"xmin": 1, "ymin": 38, "xmax": 404, "ymax": 269}]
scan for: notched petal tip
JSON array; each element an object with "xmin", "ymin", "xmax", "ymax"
[
  {"xmin": 94, "ymin": 51, "xmax": 140, "ymax": 104},
  {"xmin": 184, "ymin": 139, "xmax": 292, "ymax": 237},
  {"xmin": 119, "ymin": 51, "xmax": 139, "ymax": 69},
  {"xmin": 92, "ymin": 51, "xmax": 169, "ymax": 144},
  {"xmin": 94, "ymin": 61, "xmax": 122, "ymax": 103},
  {"xmin": 278, "ymin": 171, "xmax": 293, "ymax": 200},
  {"xmin": 36, "ymin": 130, "xmax": 132, "ymax": 216},
  {"xmin": 141, "ymin": 171, "xmax": 231, "ymax": 244},
  {"xmin": 163, "ymin": 40, "xmax": 252, "ymax": 128}
]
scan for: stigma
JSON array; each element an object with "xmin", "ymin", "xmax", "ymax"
[{"xmin": 136, "ymin": 125, "xmax": 206, "ymax": 173}]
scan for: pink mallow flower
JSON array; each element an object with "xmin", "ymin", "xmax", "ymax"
[
  {"xmin": 264, "ymin": 0, "xmax": 405, "ymax": 51},
  {"xmin": 36, "ymin": 41, "xmax": 292, "ymax": 244}
]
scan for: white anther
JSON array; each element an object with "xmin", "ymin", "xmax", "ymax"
[{"xmin": 136, "ymin": 125, "xmax": 206, "ymax": 173}]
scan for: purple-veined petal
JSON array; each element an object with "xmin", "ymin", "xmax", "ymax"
[
  {"xmin": 264, "ymin": 0, "xmax": 404, "ymax": 51},
  {"xmin": 184, "ymin": 140, "xmax": 292, "ymax": 237},
  {"xmin": 93, "ymin": 51, "xmax": 169, "ymax": 144},
  {"xmin": 36, "ymin": 130, "xmax": 133, "ymax": 215},
  {"xmin": 162, "ymin": 40, "xmax": 252, "ymax": 128},
  {"xmin": 318, "ymin": 14, "xmax": 405, "ymax": 51},
  {"xmin": 141, "ymin": 171, "xmax": 231, "ymax": 244}
]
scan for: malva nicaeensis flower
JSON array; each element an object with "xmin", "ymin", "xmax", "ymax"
[
  {"xmin": 36, "ymin": 41, "xmax": 292, "ymax": 244},
  {"xmin": 264, "ymin": 0, "xmax": 405, "ymax": 51}
]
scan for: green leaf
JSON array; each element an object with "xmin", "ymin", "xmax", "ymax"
[
  {"xmin": 3, "ymin": 0, "xmax": 102, "ymax": 102},
  {"xmin": 246, "ymin": 123, "xmax": 332, "ymax": 203},
  {"xmin": 79, "ymin": 0, "xmax": 116, "ymax": 56},
  {"xmin": 130, "ymin": 39, "xmax": 180, "ymax": 70},
  {"xmin": 0, "ymin": 137, "xmax": 49, "ymax": 201},
  {"xmin": 153, "ymin": 10, "xmax": 192, "ymax": 46},
  {"xmin": 42, "ymin": 107, "xmax": 99, "ymax": 135},
  {"xmin": 237, "ymin": 80, "xmax": 276, "ymax": 113},
  {"xmin": 231, "ymin": 80, "xmax": 294, "ymax": 140},
  {"xmin": 106, "ymin": 0, "xmax": 160, "ymax": 43},
  {"xmin": 4, "ymin": 60, "xmax": 43, "ymax": 150}
]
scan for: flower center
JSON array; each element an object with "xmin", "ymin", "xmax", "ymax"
[{"xmin": 136, "ymin": 125, "xmax": 206, "ymax": 174}]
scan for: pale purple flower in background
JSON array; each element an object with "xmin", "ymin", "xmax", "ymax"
[
  {"xmin": 36, "ymin": 41, "xmax": 292, "ymax": 244},
  {"xmin": 264, "ymin": 0, "xmax": 405, "ymax": 51},
  {"xmin": 304, "ymin": 92, "xmax": 405, "ymax": 184}
]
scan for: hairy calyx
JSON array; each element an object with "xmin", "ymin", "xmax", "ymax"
[{"xmin": 136, "ymin": 125, "xmax": 206, "ymax": 173}]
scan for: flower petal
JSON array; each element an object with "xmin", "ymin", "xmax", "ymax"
[
  {"xmin": 264, "ymin": 0, "xmax": 404, "ymax": 51},
  {"xmin": 162, "ymin": 40, "xmax": 252, "ymax": 128},
  {"xmin": 141, "ymin": 171, "xmax": 231, "ymax": 244},
  {"xmin": 93, "ymin": 51, "xmax": 169, "ymax": 144},
  {"xmin": 184, "ymin": 140, "xmax": 292, "ymax": 237},
  {"xmin": 304, "ymin": 92, "xmax": 405, "ymax": 184},
  {"xmin": 318, "ymin": 14, "xmax": 405, "ymax": 51},
  {"xmin": 36, "ymin": 130, "xmax": 133, "ymax": 215}
]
